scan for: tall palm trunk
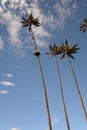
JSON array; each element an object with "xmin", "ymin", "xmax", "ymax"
[
  {"xmin": 30, "ymin": 27, "xmax": 52, "ymax": 130},
  {"xmin": 30, "ymin": 28, "xmax": 38, "ymax": 50},
  {"xmin": 55, "ymin": 56, "xmax": 70, "ymax": 130},
  {"xmin": 68, "ymin": 56, "xmax": 87, "ymax": 122},
  {"xmin": 38, "ymin": 56, "xmax": 52, "ymax": 130}
]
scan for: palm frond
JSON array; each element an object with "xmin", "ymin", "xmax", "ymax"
[
  {"xmin": 21, "ymin": 13, "xmax": 40, "ymax": 30},
  {"xmin": 46, "ymin": 44, "xmax": 62, "ymax": 57},
  {"xmin": 60, "ymin": 40, "xmax": 79, "ymax": 59},
  {"xmin": 21, "ymin": 21, "xmax": 26, "ymax": 24},
  {"xmin": 21, "ymin": 16, "xmax": 26, "ymax": 21},
  {"xmin": 71, "ymin": 44, "xmax": 78, "ymax": 49},
  {"xmin": 32, "ymin": 21, "xmax": 40, "ymax": 26},
  {"xmin": 60, "ymin": 53, "xmax": 65, "ymax": 59},
  {"xmin": 22, "ymin": 24, "xmax": 28, "ymax": 27},
  {"xmin": 68, "ymin": 54, "xmax": 75, "ymax": 59},
  {"xmin": 80, "ymin": 18, "xmax": 87, "ymax": 33}
]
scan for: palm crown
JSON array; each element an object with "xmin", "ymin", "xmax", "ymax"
[
  {"xmin": 60, "ymin": 40, "xmax": 80, "ymax": 59},
  {"xmin": 21, "ymin": 13, "xmax": 40, "ymax": 31},
  {"xmin": 80, "ymin": 18, "xmax": 87, "ymax": 33},
  {"xmin": 46, "ymin": 44, "xmax": 62, "ymax": 57}
]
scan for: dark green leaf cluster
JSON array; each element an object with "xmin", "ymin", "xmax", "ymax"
[
  {"xmin": 60, "ymin": 40, "xmax": 80, "ymax": 59},
  {"xmin": 46, "ymin": 40, "xmax": 80, "ymax": 59},
  {"xmin": 45, "ymin": 44, "xmax": 62, "ymax": 57},
  {"xmin": 21, "ymin": 13, "xmax": 40, "ymax": 31},
  {"xmin": 80, "ymin": 18, "xmax": 87, "ymax": 33}
]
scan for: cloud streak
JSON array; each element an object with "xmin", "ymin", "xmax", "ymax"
[
  {"xmin": 6, "ymin": 73, "xmax": 13, "ymax": 78},
  {"xmin": 54, "ymin": 0, "xmax": 77, "ymax": 28},
  {"xmin": 0, "ymin": 81, "xmax": 15, "ymax": 86},
  {"xmin": 0, "ymin": 90, "xmax": 9, "ymax": 94},
  {"xmin": 10, "ymin": 128, "xmax": 20, "ymax": 130},
  {"xmin": 1, "ymin": 72, "xmax": 13, "ymax": 78},
  {"xmin": 0, "ymin": 37, "xmax": 4, "ymax": 50}
]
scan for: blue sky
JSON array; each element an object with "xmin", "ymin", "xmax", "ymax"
[{"xmin": 0, "ymin": 0, "xmax": 87, "ymax": 130}]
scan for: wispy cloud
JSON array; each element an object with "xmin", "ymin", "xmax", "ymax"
[
  {"xmin": 0, "ymin": 81, "xmax": 15, "ymax": 86},
  {"xmin": 0, "ymin": 0, "xmax": 78, "ymax": 56},
  {"xmin": 16, "ymin": 65, "xmax": 23, "ymax": 69},
  {"xmin": 54, "ymin": 0, "xmax": 78, "ymax": 29},
  {"xmin": 0, "ymin": 37, "xmax": 4, "ymax": 50},
  {"xmin": 0, "ymin": 10, "xmax": 22, "ymax": 47},
  {"xmin": 1, "ymin": 72, "xmax": 13, "ymax": 78},
  {"xmin": 6, "ymin": 73, "xmax": 13, "ymax": 78},
  {"xmin": 0, "ymin": 90, "xmax": 10, "ymax": 95},
  {"xmin": 10, "ymin": 128, "xmax": 20, "ymax": 130}
]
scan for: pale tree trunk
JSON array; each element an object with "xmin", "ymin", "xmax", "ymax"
[
  {"xmin": 55, "ymin": 56, "xmax": 70, "ymax": 130},
  {"xmin": 30, "ymin": 27, "xmax": 52, "ymax": 130},
  {"xmin": 30, "ymin": 28, "xmax": 37, "ymax": 50},
  {"xmin": 68, "ymin": 56, "xmax": 87, "ymax": 122},
  {"xmin": 38, "ymin": 56, "xmax": 52, "ymax": 130}
]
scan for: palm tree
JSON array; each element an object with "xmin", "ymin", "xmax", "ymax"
[
  {"xmin": 46, "ymin": 44, "xmax": 70, "ymax": 130},
  {"xmin": 60, "ymin": 40, "xmax": 87, "ymax": 122},
  {"xmin": 21, "ymin": 13, "xmax": 40, "ymax": 50},
  {"xmin": 21, "ymin": 13, "xmax": 52, "ymax": 130},
  {"xmin": 80, "ymin": 18, "xmax": 87, "ymax": 33}
]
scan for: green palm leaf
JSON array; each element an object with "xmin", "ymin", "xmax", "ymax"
[
  {"xmin": 60, "ymin": 53, "xmax": 66, "ymax": 59},
  {"xmin": 60, "ymin": 40, "xmax": 79, "ymax": 59},
  {"xmin": 21, "ymin": 13, "xmax": 40, "ymax": 31},
  {"xmin": 80, "ymin": 18, "xmax": 87, "ymax": 33},
  {"xmin": 46, "ymin": 44, "xmax": 62, "ymax": 57}
]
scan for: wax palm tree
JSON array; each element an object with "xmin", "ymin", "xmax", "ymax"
[
  {"xmin": 80, "ymin": 18, "xmax": 87, "ymax": 33},
  {"xmin": 21, "ymin": 13, "xmax": 40, "ymax": 50},
  {"xmin": 46, "ymin": 44, "xmax": 70, "ymax": 130},
  {"xmin": 21, "ymin": 13, "xmax": 52, "ymax": 130},
  {"xmin": 60, "ymin": 40, "xmax": 87, "ymax": 122}
]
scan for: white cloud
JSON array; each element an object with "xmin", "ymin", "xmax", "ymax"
[
  {"xmin": 61, "ymin": 0, "xmax": 72, "ymax": 4},
  {"xmin": 0, "ymin": 81, "xmax": 15, "ymax": 86},
  {"xmin": 16, "ymin": 65, "xmax": 23, "ymax": 69},
  {"xmin": 7, "ymin": 15, "xmax": 21, "ymax": 46},
  {"xmin": 33, "ymin": 26, "xmax": 50, "ymax": 38},
  {"xmin": 1, "ymin": 10, "xmax": 22, "ymax": 45},
  {"xmin": 31, "ymin": 0, "xmax": 78, "ymax": 31},
  {"xmin": 1, "ymin": 72, "xmax": 13, "ymax": 78},
  {"xmin": 54, "ymin": 0, "xmax": 78, "ymax": 28},
  {"xmin": 32, "ymin": 26, "xmax": 51, "ymax": 48},
  {"xmin": 0, "ymin": 0, "xmax": 8, "ymax": 9},
  {"xmin": 0, "ymin": 6, "xmax": 3, "ymax": 13},
  {"xmin": 0, "ymin": 90, "xmax": 9, "ymax": 95},
  {"xmin": 10, "ymin": 128, "xmax": 20, "ymax": 130},
  {"xmin": 6, "ymin": 73, "xmax": 13, "ymax": 78},
  {"xmin": 0, "ymin": 37, "xmax": 4, "ymax": 50}
]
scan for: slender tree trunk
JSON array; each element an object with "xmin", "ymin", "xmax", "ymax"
[
  {"xmin": 55, "ymin": 56, "xmax": 70, "ymax": 130},
  {"xmin": 30, "ymin": 28, "xmax": 37, "ymax": 50},
  {"xmin": 38, "ymin": 56, "xmax": 52, "ymax": 130},
  {"xmin": 30, "ymin": 27, "xmax": 52, "ymax": 130},
  {"xmin": 68, "ymin": 56, "xmax": 87, "ymax": 122}
]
